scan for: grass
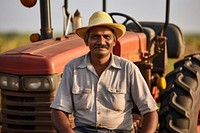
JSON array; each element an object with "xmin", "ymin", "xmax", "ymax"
[
  {"xmin": 0, "ymin": 32, "xmax": 199, "ymax": 73},
  {"xmin": 0, "ymin": 32, "xmax": 31, "ymax": 54},
  {"xmin": 166, "ymin": 34, "xmax": 200, "ymax": 73}
]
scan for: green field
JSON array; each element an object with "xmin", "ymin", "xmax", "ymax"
[
  {"xmin": 166, "ymin": 34, "xmax": 200, "ymax": 72},
  {"xmin": 0, "ymin": 33, "xmax": 31, "ymax": 53},
  {"xmin": 0, "ymin": 32, "xmax": 200, "ymax": 72}
]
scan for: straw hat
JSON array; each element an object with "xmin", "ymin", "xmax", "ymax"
[{"xmin": 75, "ymin": 11, "xmax": 126, "ymax": 39}]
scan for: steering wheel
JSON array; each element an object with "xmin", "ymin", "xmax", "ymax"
[{"xmin": 109, "ymin": 12, "xmax": 143, "ymax": 32}]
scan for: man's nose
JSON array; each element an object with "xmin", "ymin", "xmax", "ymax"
[{"xmin": 98, "ymin": 36, "xmax": 106, "ymax": 44}]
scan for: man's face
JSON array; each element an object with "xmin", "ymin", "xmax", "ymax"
[{"xmin": 86, "ymin": 26, "xmax": 117, "ymax": 58}]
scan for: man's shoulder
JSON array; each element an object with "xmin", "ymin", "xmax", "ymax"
[
  {"xmin": 65, "ymin": 54, "xmax": 87, "ymax": 68},
  {"xmin": 113, "ymin": 54, "xmax": 137, "ymax": 67},
  {"xmin": 70, "ymin": 54, "xmax": 86, "ymax": 63}
]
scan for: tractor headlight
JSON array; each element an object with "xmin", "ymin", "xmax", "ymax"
[
  {"xmin": 0, "ymin": 74, "xmax": 19, "ymax": 91},
  {"xmin": 0, "ymin": 73, "xmax": 60, "ymax": 92},
  {"xmin": 22, "ymin": 76, "xmax": 52, "ymax": 92}
]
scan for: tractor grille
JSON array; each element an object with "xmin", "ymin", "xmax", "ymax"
[{"xmin": 1, "ymin": 90, "xmax": 56, "ymax": 133}]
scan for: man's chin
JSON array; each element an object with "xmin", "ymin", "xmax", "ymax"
[{"xmin": 93, "ymin": 51, "xmax": 110, "ymax": 58}]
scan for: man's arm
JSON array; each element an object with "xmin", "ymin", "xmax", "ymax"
[
  {"xmin": 141, "ymin": 110, "xmax": 158, "ymax": 133},
  {"xmin": 51, "ymin": 109, "xmax": 74, "ymax": 133}
]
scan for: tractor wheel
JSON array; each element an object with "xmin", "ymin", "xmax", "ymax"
[{"xmin": 159, "ymin": 53, "xmax": 200, "ymax": 133}]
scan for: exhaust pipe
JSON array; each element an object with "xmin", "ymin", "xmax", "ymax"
[{"xmin": 39, "ymin": 0, "xmax": 53, "ymax": 40}]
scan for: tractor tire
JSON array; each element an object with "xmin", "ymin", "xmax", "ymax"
[{"xmin": 159, "ymin": 53, "xmax": 200, "ymax": 133}]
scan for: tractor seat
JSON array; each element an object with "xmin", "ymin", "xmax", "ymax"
[{"xmin": 126, "ymin": 23, "xmax": 155, "ymax": 51}]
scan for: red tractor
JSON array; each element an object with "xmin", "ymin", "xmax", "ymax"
[{"xmin": 0, "ymin": 0, "xmax": 199, "ymax": 133}]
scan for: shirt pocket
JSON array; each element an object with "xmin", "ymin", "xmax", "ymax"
[
  {"xmin": 107, "ymin": 87, "xmax": 126, "ymax": 111},
  {"xmin": 72, "ymin": 88, "xmax": 93, "ymax": 110}
]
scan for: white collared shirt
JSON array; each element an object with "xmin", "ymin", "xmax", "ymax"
[{"xmin": 50, "ymin": 52, "xmax": 158, "ymax": 130}]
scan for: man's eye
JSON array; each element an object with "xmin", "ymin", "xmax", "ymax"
[
  {"xmin": 104, "ymin": 35, "xmax": 111, "ymax": 39},
  {"xmin": 91, "ymin": 35, "xmax": 99, "ymax": 39},
  {"xmin": 90, "ymin": 34, "xmax": 113, "ymax": 40}
]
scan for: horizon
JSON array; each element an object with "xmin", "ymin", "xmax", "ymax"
[{"xmin": 0, "ymin": 0, "xmax": 200, "ymax": 35}]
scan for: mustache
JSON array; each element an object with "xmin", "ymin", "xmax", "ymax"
[{"xmin": 94, "ymin": 43, "xmax": 109, "ymax": 49}]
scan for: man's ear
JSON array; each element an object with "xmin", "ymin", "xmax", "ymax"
[
  {"xmin": 84, "ymin": 31, "xmax": 89, "ymax": 46},
  {"xmin": 84, "ymin": 36, "xmax": 89, "ymax": 46},
  {"xmin": 113, "ymin": 36, "xmax": 117, "ymax": 47}
]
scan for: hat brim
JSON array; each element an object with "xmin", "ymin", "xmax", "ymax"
[{"xmin": 76, "ymin": 23, "xmax": 126, "ymax": 39}]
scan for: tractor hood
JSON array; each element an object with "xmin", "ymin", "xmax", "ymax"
[{"xmin": 0, "ymin": 32, "xmax": 147, "ymax": 75}]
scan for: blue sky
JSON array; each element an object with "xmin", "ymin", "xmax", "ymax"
[{"xmin": 0, "ymin": 0, "xmax": 200, "ymax": 35}]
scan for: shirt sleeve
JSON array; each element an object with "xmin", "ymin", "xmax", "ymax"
[
  {"xmin": 50, "ymin": 64, "xmax": 74, "ymax": 113},
  {"xmin": 130, "ymin": 65, "xmax": 158, "ymax": 115}
]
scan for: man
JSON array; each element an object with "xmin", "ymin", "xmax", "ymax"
[{"xmin": 50, "ymin": 11, "xmax": 158, "ymax": 133}]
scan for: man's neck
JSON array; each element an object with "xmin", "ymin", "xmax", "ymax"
[
  {"xmin": 90, "ymin": 54, "xmax": 111, "ymax": 76},
  {"xmin": 92, "ymin": 56, "xmax": 110, "ymax": 65}
]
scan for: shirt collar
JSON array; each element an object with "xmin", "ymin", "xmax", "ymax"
[{"xmin": 109, "ymin": 54, "xmax": 122, "ymax": 69}]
